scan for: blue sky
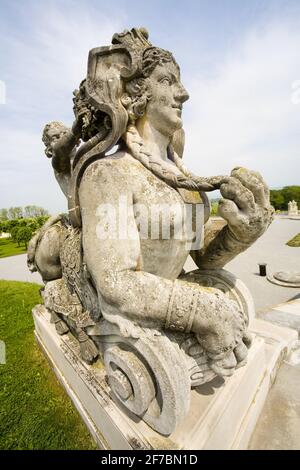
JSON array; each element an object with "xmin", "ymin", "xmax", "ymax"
[{"xmin": 0, "ymin": 0, "xmax": 300, "ymax": 213}]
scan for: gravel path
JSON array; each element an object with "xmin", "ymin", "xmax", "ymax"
[{"xmin": 0, "ymin": 254, "xmax": 42, "ymax": 284}]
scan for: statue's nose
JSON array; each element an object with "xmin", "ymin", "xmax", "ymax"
[{"xmin": 176, "ymin": 84, "xmax": 189, "ymax": 103}]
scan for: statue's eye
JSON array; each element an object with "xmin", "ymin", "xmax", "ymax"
[{"xmin": 160, "ymin": 77, "xmax": 171, "ymax": 85}]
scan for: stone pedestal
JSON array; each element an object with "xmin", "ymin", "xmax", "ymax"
[{"xmin": 33, "ymin": 305, "xmax": 297, "ymax": 450}]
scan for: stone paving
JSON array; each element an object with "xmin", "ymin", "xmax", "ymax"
[
  {"xmin": 249, "ymin": 361, "xmax": 300, "ymax": 450},
  {"xmin": 185, "ymin": 216, "xmax": 300, "ymax": 313}
]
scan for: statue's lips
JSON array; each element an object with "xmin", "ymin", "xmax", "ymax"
[{"xmin": 172, "ymin": 104, "xmax": 182, "ymax": 110}]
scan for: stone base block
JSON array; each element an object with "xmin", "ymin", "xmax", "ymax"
[{"xmin": 33, "ymin": 305, "xmax": 297, "ymax": 450}]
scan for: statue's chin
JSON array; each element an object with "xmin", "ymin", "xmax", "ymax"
[{"xmin": 160, "ymin": 117, "xmax": 183, "ymax": 138}]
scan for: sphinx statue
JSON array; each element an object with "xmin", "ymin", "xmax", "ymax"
[{"xmin": 28, "ymin": 27, "xmax": 274, "ymax": 436}]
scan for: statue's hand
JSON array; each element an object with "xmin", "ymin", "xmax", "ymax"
[
  {"xmin": 192, "ymin": 292, "xmax": 252, "ymax": 377},
  {"xmin": 218, "ymin": 167, "xmax": 274, "ymax": 245}
]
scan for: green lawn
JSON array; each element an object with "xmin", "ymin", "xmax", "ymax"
[
  {"xmin": 0, "ymin": 238, "xmax": 27, "ymax": 258},
  {"xmin": 286, "ymin": 233, "xmax": 300, "ymax": 247},
  {"xmin": 0, "ymin": 280, "xmax": 97, "ymax": 450}
]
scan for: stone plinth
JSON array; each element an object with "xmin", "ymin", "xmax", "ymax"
[{"xmin": 33, "ymin": 305, "xmax": 297, "ymax": 450}]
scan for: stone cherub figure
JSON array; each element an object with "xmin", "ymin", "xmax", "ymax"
[{"xmin": 29, "ymin": 28, "xmax": 273, "ymax": 435}]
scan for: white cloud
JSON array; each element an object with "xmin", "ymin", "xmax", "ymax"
[
  {"xmin": 0, "ymin": 3, "xmax": 126, "ymax": 118},
  {"xmin": 0, "ymin": 2, "xmax": 125, "ymax": 212},
  {"xmin": 183, "ymin": 20, "xmax": 300, "ymax": 189}
]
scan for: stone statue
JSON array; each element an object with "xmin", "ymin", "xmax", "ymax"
[
  {"xmin": 28, "ymin": 28, "xmax": 274, "ymax": 435},
  {"xmin": 288, "ymin": 200, "xmax": 298, "ymax": 216}
]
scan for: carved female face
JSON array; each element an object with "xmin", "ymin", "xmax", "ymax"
[{"xmin": 144, "ymin": 61, "xmax": 189, "ymax": 137}]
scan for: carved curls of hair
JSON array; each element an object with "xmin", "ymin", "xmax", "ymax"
[
  {"xmin": 72, "ymin": 80, "xmax": 107, "ymax": 142},
  {"xmin": 42, "ymin": 121, "xmax": 67, "ymax": 158},
  {"xmin": 72, "ymin": 47, "xmax": 178, "ymax": 139},
  {"xmin": 123, "ymin": 47, "xmax": 177, "ymax": 122}
]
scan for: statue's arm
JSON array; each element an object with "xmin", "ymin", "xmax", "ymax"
[
  {"xmin": 190, "ymin": 218, "xmax": 250, "ymax": 269},
  {"xmin": 52, "ymin": 130, "xmax": 77, "ymax": 173},
  {"xmin": 191, "ymin": 168, "xmax": 274, "ymax": 269},
  {"xmin": 51, "ymin": 119, "xmax": 82, "ymax": 173},
  {"xmin": 79, "ymin": 160, "xmax": 248, "ymax": 362}
]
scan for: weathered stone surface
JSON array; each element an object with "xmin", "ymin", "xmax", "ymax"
[
  {"xmin": 288, "ymin": 200, "xmax": 299, "ymax": 217},
  {"xmin": 259, "ymin": 298, "xmax": 300, "ymax": 334},
  {"xmin": 28, "ymin": 27, "xmax": 274, "ymax": 434},
  {"xmin": 249, "ymin": 361, "xmax": 300, "ymax": 450},
  {"xmin": 33, "ymin": 306, "xmax": 296, "ymax": 449},
  {"xmin": 268, "ymin": 271, "xmax": 300, "ymax": 287}
]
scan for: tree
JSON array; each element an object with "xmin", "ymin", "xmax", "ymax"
[
  {"xmin": 0, "ymin": 220, "xmax": 6, "ymax": 235},
  {"xmin": 210, "ymin": 201, "xmax": 219, "ymax": 216},
  {"xmin": 1, "ymin": 206, "xmax": 49, "ymax": 220},
  {"xmin": 36, "ymin": 207, "xmax": 49, "ymax": 217},
  {"xmin": 10, "ymin": 226, "xmax": 21, "ymax": 245},
  {"xmin": 24, "ymin": 205, "xmax": 49, "ymax": 218},
  {"xmin": 16, "ymin": 227, "xmax": 33, "ymax": 249},
  {"xmin": 282, "ymin": 186, "xmax": 300, "ymax": 208},
  {"xmin": 0, "ymin": 208, "xmax": 8, "ymax": 220},
  {"xmin": 0, "ymin": 220, "xmax": 10, "ymax": 235},
  {"xmin": 270, "ymin": 190, "xmax": 285, "ymax": 210},
  {"xmin": 26, "ymin": 218, "xmax": 39, "ymax": 231},
  {"xmin": 270, "ymin": 186, "xmax": 300, "ymax": 211},
  {"xmin": 5, "ymin": 219, "xmax": 20, "ymax": 234},
  {"xmin": 36, "ymin": 215, "xmax": 50, "ymax": 227},
  {"xmin": 7, "ymin": 207, "xmax": 24, "ymax": 219}
]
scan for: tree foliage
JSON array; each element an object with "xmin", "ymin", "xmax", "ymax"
[
  {"xmin": 270, "ymin": 186, "xmax": 300, "ymax": 211},
  {"xmin": 0, "ymin": 205, "xmax": 49, "ymax": 220},
  {"xmin": 16, "ymin": 227, "xmax": 33, "ymax": 249},
  {"xmin": 210, "ymin": 201, "xmax": 219, "ymax": 216},
  {"xmin": 0, "ymin": 209, "xmax": 50, "ymax": 250}
]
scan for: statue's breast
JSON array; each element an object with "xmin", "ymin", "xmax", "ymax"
[{"xmin": 132, "ymin": 168, "xmax": 206, "ymax": 279}]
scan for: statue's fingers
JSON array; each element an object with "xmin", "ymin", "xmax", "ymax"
[
  {"xmin": 218, "ymin": 198, "xmax": 242, "ymax": 227},
  {"xmin": 218, "ymin": 198, "xmax": 239, "ymax": 215},
  {"xmin": 234, "ymin": 342, "xmax": 248, "ymax": 363},
  {"xmin": 233, "ymin": 166, "xmax": 267, "ymax": 187},
  {"xmin": 220, "ymin": 177, "xmax": 255, "ymax": 211},
  {"xmin": 242, "ymin": 331, "xmax": 253, "ymax": 348},
  {"xmin": 209, "ymin": 351, "xmax": 237, "ymax": 377},
  {"xmin": 250, "ymin": 170, "xmax": 270, "ymax": 199},
  {"xmin": 231, "ymin": 167, "xmax": 269, "ymax": 204},
  {"xmin": 231, "ymin": 169, "xmax": 266, "ymax": 205}
]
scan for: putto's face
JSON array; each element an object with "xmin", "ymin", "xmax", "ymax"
[
  {"xmin": 47, "ymin": 126, "xmax": 67, "ymax": 144},
  {"xmin": 144, "ymin": 61, "xmax": 189, "ymax": 137}
]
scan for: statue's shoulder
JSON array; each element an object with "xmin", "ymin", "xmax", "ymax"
[{"xmin": 82, "ymin": 150, "xmax": 143, "ymax": 180}]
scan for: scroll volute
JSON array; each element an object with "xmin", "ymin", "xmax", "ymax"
[
  {"xmin": 68, "ymin": 45, "xmax": 138, "ymax": 228},
  {"xmin": 85, "ymin": 44, "xmax": 139, "ymax": 151}
]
